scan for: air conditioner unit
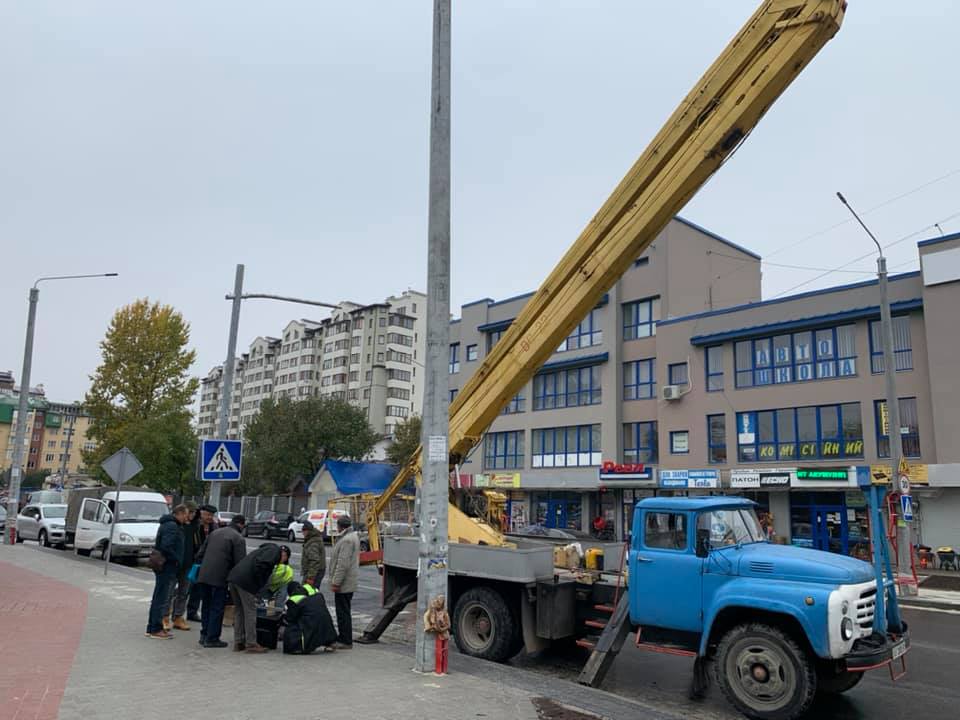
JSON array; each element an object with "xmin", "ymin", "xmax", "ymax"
[{"xmin": 662, "ymin": 385, "xmax": 682, "ymax": 401}]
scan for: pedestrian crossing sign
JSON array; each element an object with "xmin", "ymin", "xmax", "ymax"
[{"xmin": 201, "ymin": 439, "xmax": 243, "ymax": 482}]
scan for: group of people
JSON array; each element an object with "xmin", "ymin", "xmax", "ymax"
[{"xmin": 146, "ymin": 502, "xmax": 360, "ymax": 655}]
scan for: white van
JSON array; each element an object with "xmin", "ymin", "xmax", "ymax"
[{"xmin": 74, "ymin": 490, "xmax": 169, "ymax": 559}]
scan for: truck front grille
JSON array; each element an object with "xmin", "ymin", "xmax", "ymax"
[{"xmin": 857, "ymin": 586, "xmax": 877, "ymax": 630}]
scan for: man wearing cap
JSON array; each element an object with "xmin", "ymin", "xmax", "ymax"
[
  {"xmin": 165, "ymin": 501, "xmax": 199, "ymax": 632},
  {"xmin": 328, "ymin": 515, "xmax": 360, "ymax": 649},
  {"xmin": 301, "ymin": 520, "xmax": 326, "ymax": 588},
  {"xmin": 186, "ymin": 504, "xmax": 218, "ymax": 622}
]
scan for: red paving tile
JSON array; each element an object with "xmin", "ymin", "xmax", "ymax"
[{"xmin": 0, "ymin": 560, "xmax": 87, "ymax": 720}]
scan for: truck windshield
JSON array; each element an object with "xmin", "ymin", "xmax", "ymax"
[
  {"xmin": 698, "ymin": 508, "xmax": 764, "ymax": 549},
  {"xmin": 113, "ymin": 501, "xmax": 168, "ymax": 522}
]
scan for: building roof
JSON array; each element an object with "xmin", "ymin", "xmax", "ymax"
[
  {"xmin": 917, "ymin": 230, "xmax": 960, "ymax": 249},
  {"xmin": 636, "ymin": 496, "xmax": 756, "ymax": 512},
  {"xmin": 659, "ymin": 270, "xmax": 922, "ymax": 328},
  {"xmin": 309, "ymin": 460, "xmax": 400, "ymax": 496}
]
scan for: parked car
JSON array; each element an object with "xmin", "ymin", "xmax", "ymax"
[
  {"xmin": 215, "ymin": 511, "xmax": 237, "ymax": 528},
  {"xmin": 16, "ymin": 503, "xmax": 68, "ymax": 547},
  {"xmin": 243, "ymin": 510, "xmax": 296, "ymax": 539},
  {"xmin": 0, "ymin": 506, "xmax": 6, "ymax": 535},
  {"xmin": 287, "ymin": 508, "xmax": 352, "ymax": 542}
]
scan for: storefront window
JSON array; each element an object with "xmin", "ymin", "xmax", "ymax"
[{"xmin": 531, "ymin": 491, "xmax": 583, "ymax": 531}]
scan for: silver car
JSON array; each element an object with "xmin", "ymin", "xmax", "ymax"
[{"xmin": 16, "ymin": 503, "xmax": 68, "ymax": 548}]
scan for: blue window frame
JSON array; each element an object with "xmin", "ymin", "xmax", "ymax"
[
  {"xmin": 624, "ymin": 359, "xmax": 655, "ymax": 400},
  {"xmin": 734, "ymin": 324, "xmax": 857, "ymax": 388},
  {"xmin": 623, "ymin": 421, "xmax": 657, "ymax": 464},
  {"xmin": 559, "ymin": 309, "xmax": 602, "ymax": 352},
  {"xmin": 501, "ymin": 392, "xmax": 526, "ymax": 415},
  {"xmin": 448, "ymin": 343, "xmax": 460, "ymax": 374},
  {"xmin": 668, "ymin": 362, "xmax": 689, "ymax": 389},
  {"xmin": 869, "ymin": 316, "xmax": 913, "ymax": 373},
  {"xmin": 466, "ymin": 344, "xmax": 478, "ymax": 362},
  {"xmin": 623, "ymin": 297, "xmax": 660, "ymax": 341},
  {"xmin": 736, "ymin": 403, "xmax": 863, "ymax": 462},
  {"xmin": 533, "ymin": 365, "xmax": 601, "ymax": 410},
  {"xmin": 874, "ymin": 397, "xmax": 920, "ymax": 458},
  {"xmin": 705, "ymin": 346, "xmax": 723, "ymax": 392},
  {"xmin": 669, "ymin": 430, "xmax": 689, "ymax": 455},
  {"xmin": 484, "ymin": 431, "xmax": 525, "ymax": 470},
  {"xmin": 486, "ymin": 329, "xmax": 504, "ymax": 353},
  {"xmin": 532, "ymin": 425, "xmax": 601, "ymax": 468},
  {"xmin": 707, "ymin": 414, "xmax": 726, "ymax": 464},
  {"xmin": 450, "ymin": 389, "xmax": 459, "ymax": 403}
]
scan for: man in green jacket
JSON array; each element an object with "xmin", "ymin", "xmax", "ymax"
[
  {"xmin": 301, "ymin": 521, "xmax": 326, "ymax": 587},
  {"xmin": 329, "ymin": 515, "xmax": 360, "ymax": 649}
]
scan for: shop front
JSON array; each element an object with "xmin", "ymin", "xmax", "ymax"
[
  {"xmin": 729, "ymin": 468, "xmax": 793, "ymax": 542},
  {"xmin": 597, "ymin": 461, "xmax": 658, "ymax": 541},
  {"xmin": 789, "ymin": 467, "xmax": 870, "ymax": 559}
]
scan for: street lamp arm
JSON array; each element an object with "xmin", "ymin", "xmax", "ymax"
[
  {"xmin": 34, "ymin": 273, "xmax": 119, "ymax": 289},
  {"xmin": 225, "ymin": 293, "xmax": 339, "ymax": 310},
  {"xmin": 836, "ymin": 192, "xmax": 883, "ymax": 257}
]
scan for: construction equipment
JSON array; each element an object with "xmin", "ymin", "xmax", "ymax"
[{"xmin": 365, "ymin": 0, "xmax": 848, "ymax": 559}]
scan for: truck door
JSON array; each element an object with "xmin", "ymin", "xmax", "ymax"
[
  {"xmin": 76, "ymin": 499, "xmax": 106, "ymax": 549},
  {"xmin": 630, "ymin": 510, "xmax": 702, "ymax": 633}
]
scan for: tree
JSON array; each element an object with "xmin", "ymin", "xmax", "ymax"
[
  {"xmin": 242, "ymin": 395, "xmax": 379, "ymax": 494},
  {"xmin": 84, "ymin": 299, "xmax": 200, "ymax": 494},
  {"xmin": 386, "ymin": 415, "xmax": 421, "ymax": 466}
]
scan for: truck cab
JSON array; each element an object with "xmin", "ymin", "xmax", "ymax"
[{"xmin": 629, "ymin": 497, "xmax": 908, "ymax": 720}]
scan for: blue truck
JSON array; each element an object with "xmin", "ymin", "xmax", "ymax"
[{"xmin": 369, "ymin": 495, "xmax": 908, "ymax": 720}]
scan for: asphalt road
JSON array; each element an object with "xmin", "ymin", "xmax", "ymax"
[{"xmin": 30, "ymin": 535, "xmax": 960, "ymax": 719}]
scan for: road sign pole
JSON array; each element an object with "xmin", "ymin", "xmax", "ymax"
[
  {"xmin": 103, "ymin": 451, "xmax": 126, "ymax": 576},
  {"xmin": 414, "ymin": 0, "xmax": 451, "ymax": 675},
  {"xmin": 211, "ymin": 264, "xmax": 245, "ymax": 508}
]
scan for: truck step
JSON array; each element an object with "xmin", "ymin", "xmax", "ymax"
[
  {"xmin": 594, "ymin": 604, "xmax": 616, "ymax": 613},
  {"xmin": 584, "ymin": 620, "xmax": 608, "ymax": 630},
  {"xmin": 575, "ymin": 639, "xmax": 596, "ymax": 650}
]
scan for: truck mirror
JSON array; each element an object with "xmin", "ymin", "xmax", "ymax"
[{"xmin": 696, "ymin": 529, "xmax": 710, "ymax": 558}]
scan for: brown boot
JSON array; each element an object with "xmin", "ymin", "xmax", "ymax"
[
  {"xmin": 173, "ymin": 617, "xmax": 191, "ymax": 631},
  {"xmin": 245, "ymin": 644, "xmax": 268, "ymax": 654},
  {"xmin": 162, "ymin": 617, "xmax": 172, "ymax": 632}
]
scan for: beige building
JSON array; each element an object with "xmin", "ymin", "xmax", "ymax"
[
  {"xmin": 450, "ymin": 219, "xmax": 960, "ymax": 558},
  {"xmin": 197, "ymin": 290, "xmax": 426, "ymax": 442}
]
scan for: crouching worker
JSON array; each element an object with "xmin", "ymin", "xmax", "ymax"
[{"xmin": 282, "ymin": 581, "xmax": 338, "ymax": 655}]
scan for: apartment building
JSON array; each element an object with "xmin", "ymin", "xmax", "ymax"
[
  {"xmin": 1, "ymin": 386, "xmax": 93, "ymax": 479},
  {"xmin": 450, "ymin": 220, "xmax": 960, "ymax": 558},
  {"xmin": 197, "ymin": 290, "xmax": 426, "ymax": 440}
]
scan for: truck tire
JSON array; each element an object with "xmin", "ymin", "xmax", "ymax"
[
  {"xmin": 453, "ymin": 587, "xmax": 518, "ymax": 662},
  {"xmin": 816, "ymin": 666, "xmax": 863, "ymax": 695},
  {"xmin": 75, "ymin": 546, "xmax": 91, "ymax": 557},
  {"xmin": 715, "ymin": 623, "xmax": 816, "ymax": 720}
]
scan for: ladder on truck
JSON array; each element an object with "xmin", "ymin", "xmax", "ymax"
[{"xmin": 362, "ymin": 0, "xmax": 848, "ymax": 559}]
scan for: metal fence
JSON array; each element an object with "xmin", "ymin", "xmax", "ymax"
[{"xmin": 177, "ymin": 494, "xmax": 306, "ymax": 517}]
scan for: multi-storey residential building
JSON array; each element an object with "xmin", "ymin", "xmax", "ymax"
[
  {"xmin": 1, "ymin": 384, "xmax": 93, "ymax": 479},
  {"xmin": 197, "ymin": 290, "xmax": 426, "ymax": 441},
  {"xmin": 449, "ymin": 219, "xmax": 960, "ymax": 558}
]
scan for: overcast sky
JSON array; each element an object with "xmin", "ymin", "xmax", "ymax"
[{"xmin": 2, "ymin": 1, "xmax": 958, "ymax": 403}]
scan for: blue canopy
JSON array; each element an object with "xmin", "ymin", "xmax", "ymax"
[{"xmin": 310, "ymin": 460, "xmax": 400, "ymax": 496}]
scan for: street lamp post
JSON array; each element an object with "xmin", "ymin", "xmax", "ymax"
[
  {"xmin": 836, "ymin": 192, "xmax": 909, "ymax": 579},
  {"xmin": 4, "ymin": 273, "xmax": 118, "ymax": 544}
]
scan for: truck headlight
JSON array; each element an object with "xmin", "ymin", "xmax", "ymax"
[
  {"xmin": 119, "ymin": 533, "xmax": 135, "ymax": 543},
  {"xmin": 841, "ymin": 616, "xmax": 854, "ymax": 641}
]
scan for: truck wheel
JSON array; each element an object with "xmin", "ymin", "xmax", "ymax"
[
  {"xmin": 715, "ymin": 623, "xmax": 816, "ymax": 720},
  {"xmin": 75, "ymin": 546, "xmax": 91, "ymax": 557},
  {"xmin": 453, "ymin": 587, "xmax": 518, "ymax": 662},
  {"xmin": 816, "ymin": 665, "xmax": 863, "ymax": 695}
]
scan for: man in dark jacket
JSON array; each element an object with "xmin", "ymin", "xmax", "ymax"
[
  {"xmin": 165, "ymin": 501, "xmax": 198, "ymax": 632},
  {"xmin": 186, "ymin": 504, "xmax": 218, "ymax": 621},
  {"xmin": 146, "ymin": 504, "xmax": 189, "ymax": 639},
  {"xmin": 195, "ymin": 514, "xmax": 246, "ymax": 648},
  {"xmin": 227, "ymin": 543, "xmax": 287, "ymax": 653},
  {"xmin": 282, "ymin": 581, "xmax": 337, "ymax": 654},
  {"xmin": 301, "ymin": 521, "xmax": 326, "ymax": 587}
]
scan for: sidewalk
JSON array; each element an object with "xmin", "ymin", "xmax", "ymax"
[{"xmin": 0, "ymin": 545, "xmax": 671, "ymax": 720}]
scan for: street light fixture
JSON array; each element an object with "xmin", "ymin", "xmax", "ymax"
[
  {"xmin": 4, "ymin": 272, "xmax": 118, "ymax": 544},
  {"xmin": 836, "ymin": 192, "xmax": 909, "ymax": 580}
]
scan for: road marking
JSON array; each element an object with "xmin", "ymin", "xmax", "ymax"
[{"xmin": 900, "ymin": 604, "xmax": 960, "ymax": 616}]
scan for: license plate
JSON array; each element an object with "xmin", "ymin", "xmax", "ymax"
[{"xmin": 892, "ymin": 640, "xmax": 907, "ymax": 659}]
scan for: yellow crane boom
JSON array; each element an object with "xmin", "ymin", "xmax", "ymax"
[{"xmin": 367, "ymin": 0, "xmax": 846, "ymax": 555}]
